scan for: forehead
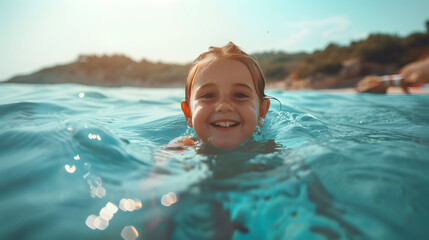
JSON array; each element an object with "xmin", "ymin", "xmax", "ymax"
[{"xmin": 193, "ymin": 58, "xmax": 254, "ymax": 89}]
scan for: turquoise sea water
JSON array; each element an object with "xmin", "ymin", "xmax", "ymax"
[{"xmin": 1, "ymin": 83, "xmax": 429, "ymax": 240}]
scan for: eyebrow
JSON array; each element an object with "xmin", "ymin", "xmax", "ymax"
[
  {"xmin": 233, "ymin": 83, "xmax": 253, "ymax": 90},
  {"xmin": 194, "ymin": 84, "xmax": 215, "ymax": 94},
  {"xmin": 197, "ymin": 83, "xmax": 215, "ymax": 90},
  {"xmin": 196, "ymin": 83, "xmax": 253, "ymax": 91}
]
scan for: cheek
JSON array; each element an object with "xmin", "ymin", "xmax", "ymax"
[
  {"xmin": 242, "ymin": 102, "xmax": 261, "ymax": 128},
  {"xmin": 190, "ymin": 103, "xmax": 211, "ymax": 140},
  {"xmin": 191, "ymin": 103, "xmax": 209, "ymax": 124},
  {"xmin": 241, "ymin": 101, "xmax": 259, "ymax": 117}
]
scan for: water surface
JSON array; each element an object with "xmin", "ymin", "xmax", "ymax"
[{"xmin": 1, "ymin": 83, "xmax": 428, "ymax": 239}]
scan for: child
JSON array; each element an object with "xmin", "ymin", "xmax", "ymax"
[{"xmin": 174, "ymin": 42, "xmax": 271, "ymax": 149}]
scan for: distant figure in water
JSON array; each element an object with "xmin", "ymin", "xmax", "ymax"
[
  {"xmin": 356, "ymin": 56, "xmax": 429, "ymax": 94},
  {"xmin": 171, "ymin": 42, "xmax": 272, "ymax": 149}
]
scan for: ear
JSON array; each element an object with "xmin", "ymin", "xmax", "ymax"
[
  {"xmin": 181, "ymin": 100, "xmax": 193, "ymax": 127},
  {"xmin": 259, "ymin": 98, "xmax": 270, "ymax": 118}
]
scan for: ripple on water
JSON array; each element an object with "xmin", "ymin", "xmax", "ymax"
[
  {"xmin": 0, "ymin": 101, "xmax": 69, "ymax": 122},
  {"xmin": 77, "ymin": 91, "xmax": 108, "ymax": 99},
  {"xmin": 69, "ymin": 123, "xmax": 152, "ymax": 178}
]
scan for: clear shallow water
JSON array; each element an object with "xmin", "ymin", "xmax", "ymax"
[{"xmin": 1, "ymin": 83, "xmax": 429, "ymax": 240}]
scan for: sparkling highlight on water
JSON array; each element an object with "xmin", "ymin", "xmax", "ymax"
[
  {"xmin": 85, "ymin": 215, "xmax": 98, "ymax": 229},
  {"xmin": 161, "ymin": 192, "xmax": 178, "ymax": 207},
  {"xmin": 88, "ymin": 133, "xmax": 101, "ymax": 141},
  {"xmin": 88, "ymin": 176, "xmax": 106, "ymax": 198},
  {"xmin": 119, "ymin": 199, "xmax": 142, "ymax": 212},
  {"xmin": 106, "ymin": 202, "xmax": 119, "ymax": 214},
  {"xmin": 86, "ymin": 202, "xmax": 119, "ymax": 231},
  {"xmin": 65, "ymin": 164, "xmax": 76, "ymax": 173},
  {"xmin": 121, "ymin": 226, "xmax": 139, "ymax": 240}
]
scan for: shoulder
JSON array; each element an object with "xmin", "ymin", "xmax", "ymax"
[
  {"xmin": 163, "ymin": 135, "xmax": 196, "ymax": 151},
  {"xmin": 173, "ymin": 136, "xmax": 197, "ymax": 146}
]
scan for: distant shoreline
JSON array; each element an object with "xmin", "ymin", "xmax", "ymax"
[
  {"xmin": 273, "ymin": 86, "xmax": 429, "ymax": 94},
  {"xmin": 2, "ymin": 81, "xmax": 428, "ymax": 94},
  {"xmin": 4, "ymin": 23, "xmax": 429, "ymax": 91}
]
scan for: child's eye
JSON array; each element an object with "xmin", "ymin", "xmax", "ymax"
[
  {"xmin": 234, "ymin": 93, "xmax": 249, "ymax": 99},
  {"xmin": 200, "ymin": 93, "xmax": 215, "ymax": 99}
]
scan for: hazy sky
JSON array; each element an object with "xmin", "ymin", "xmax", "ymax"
[{"xmin": 1, "ymin": 0, "xmax": 428, "ymax": 81}]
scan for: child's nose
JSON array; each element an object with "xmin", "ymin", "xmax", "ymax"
[{"xmin": 215, "ymin": 99, "xmax": 233, "ymax": 112}]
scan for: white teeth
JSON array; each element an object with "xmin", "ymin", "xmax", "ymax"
[{"xmin": 213, "ymin": 121, "xmax": 238, "ymax": 127}]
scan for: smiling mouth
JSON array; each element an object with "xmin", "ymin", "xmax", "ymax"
[{"xmin": 211, "ymin": 120, "xmax": 240, "ymax": 128}]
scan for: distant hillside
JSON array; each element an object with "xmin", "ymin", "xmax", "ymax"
[
  {"xmin": 253, "ymin": 51, "xmax": 308, "ymax": 82},
  {"xmin": 5, "ymin": 21, "xmax": 429, "ymax": 89},
  {"xmin": 6, "ymin": 55, "xmax": 189, "ymax": 87},
  {"xmin": 263, "ymin": 20, "xmax": 429, "ymax": 89}
]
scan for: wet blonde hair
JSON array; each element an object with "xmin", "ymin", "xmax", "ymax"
[{"xmin": 185, "ymin": 42, "xmax": 267, "ymax": 103}]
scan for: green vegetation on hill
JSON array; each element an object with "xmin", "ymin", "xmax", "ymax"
[
  {"xmin": 255, "ymin": 20, "xmax": 429, "ymax": 82},
  {"xmin": 253, "ymin": 51, "xmax": 308, "ymax": 81}
]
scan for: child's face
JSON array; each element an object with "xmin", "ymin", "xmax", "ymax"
[{"xmin": 182, "ymin": 59, "xmax": 270, "ymax": 149}]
